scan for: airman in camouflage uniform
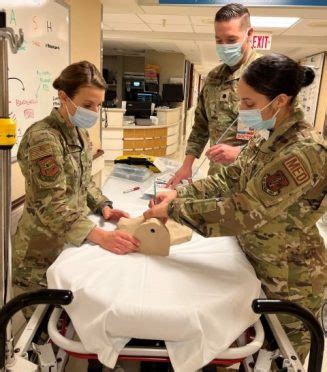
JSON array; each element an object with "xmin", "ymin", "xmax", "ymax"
[
  {"xmin": 186, "ymin": 49, "xmax": 261, "ymax": 175},
  {"xmin": 167, "ymin": 4, "xmax": 261, "ymax": 188},
  {"xmin": 166, "ymin": 104, "xmax": 327, "ymax": 362},
  {"xmin": 12, "ymin": 108, "xmax": 111, "ymax": 291}
]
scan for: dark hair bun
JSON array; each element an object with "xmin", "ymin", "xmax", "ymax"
[
  {"xmin": 53, "ymin": 77, "xmax": 62, "ymax": 90},
  {"xmin": 302, "ymin": 66, "xmax": 315, "ymax": 87}
]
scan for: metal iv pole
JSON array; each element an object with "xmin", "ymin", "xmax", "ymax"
[
  {"xmin": 0, "ymin": 8, "xmax": 24, "ymax": 369},
  {"xmin": 0, "ymin": 10, "xmax": 73, "ymax": 372},
  {"xmin": 0, "ymin": 11, "xmax": 73, "ymax": 372}
]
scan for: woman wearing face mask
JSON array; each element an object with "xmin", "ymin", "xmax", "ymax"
[
  {"xmin": 13, "ymin": 61, "xmax": 139, "ymax": 294},
  {"xmin": 144, "ymin": 54, "xmax": 327, "ymax": 362}
]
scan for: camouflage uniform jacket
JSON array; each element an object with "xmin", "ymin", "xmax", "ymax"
[
  {"xmin": 169, "ymin": 105, "xmax": 327, "ymax": 306},
  {"xmin": 186, "ymin": 50, "xmax": 261, "ymax": 174},
  {"xmin": 13, "ymin": 109, "xmax": 110, "ymax": 287}
]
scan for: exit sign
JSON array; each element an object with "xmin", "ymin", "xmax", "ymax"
[{"xmin": 252, "ymin": 33, "xmax": 272, "ymax": 50}]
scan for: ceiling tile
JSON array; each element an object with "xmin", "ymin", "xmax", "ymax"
[
  {"xmin": 102, "ymin": 1, "xmax": 327, "ymax": 75},
  {"xmin": 148, "ymin": 24, "xmax": 194, "ymax": 33},
  {"xmin": 110, "ymin": 23, "xmax": 152, "ymax": 32},
  {"xmin": 103, "ymin": 13, "xmax": 144, "ymax": 24},
  {"xmin": 146, "ymin": 41, "xmax": 180, "ymax": 53},
  {"xmin": 193, "ymin": 25, "xmax": 214, "ymax": 34},
  {"xmin": 190, "ymin": 16, "xmax": 213, "ymax": 26},
  {"xmin": 282, "ymin": 18, "xmax": 327, "ymax": 36},
  {"xmin": 138, "ymin": 14, "xmax": 190, "ymax": 25}
]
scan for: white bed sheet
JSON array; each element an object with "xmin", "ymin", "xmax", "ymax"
[{"xmin": 47, "ymin": 176, "xmax": 261, "ymax": 372}]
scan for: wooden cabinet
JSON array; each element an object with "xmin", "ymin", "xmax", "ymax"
[
  {"xmin": 123, "ymin": 127, "xmax": 168, "ymax": 157},
  {"xmin": 102, "ymin": 107, "xmax": 181, "ymax": 161}
]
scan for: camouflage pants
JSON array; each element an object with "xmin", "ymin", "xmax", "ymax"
[
  {"xmin": 239, "ymin": 231, "xmax": 326, "ymax": 365},
  {"xmin": 259, "ymin": 283, "xmax": 324, "ymax": 365},
  {"xmin": 268, "ymin": 290, "xmax": 323, "ymax": 364},
  {"xmin": 12, "ymin": 224, "xmax": 64, "ymax": 292},
  {"xmin": 13, "ymin": 285, "xmax": 37, "ymax": 320},
  {"xmin": 12, "ymin": 226, "xmax": 64, "ymax": 319}
]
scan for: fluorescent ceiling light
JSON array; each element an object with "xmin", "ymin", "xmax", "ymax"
[
  {"xmin": 251, "ymin": 16, "xmax": 299, "ymax": 28},
  {"xmin": 1, "ymin": 0, "xmax": 47, "ymax": 6}
]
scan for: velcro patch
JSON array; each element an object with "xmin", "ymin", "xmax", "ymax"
[
  {"xmin": 262, "ymin": 170, "xmax": 289, "ymax": 196},
  {"xmin": 38, "ymin": 156, "xmax": 60, "ymax": 177},
  {"xmin": 283, "ymin": 155, "xmax": 310, "ymax": 186},
  {"xmin": 29, "ymin": 144, "xmax": 53, "ymax": 160}
]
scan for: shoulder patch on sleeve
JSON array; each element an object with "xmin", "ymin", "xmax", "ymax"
[
  {"xmin": 38, "ymin": 156, "xmax": 60, "ymax": 177},
  {"xmin": 29, "ymin": 144, "xmax": 53, "ymax": 161},
  {"xmin": 283, "ymin": 155, "xmax": 310, "ymax": 186},
  {"xmin": 262, "ymin": 170, "xmax": 289, "ymax": 196}
]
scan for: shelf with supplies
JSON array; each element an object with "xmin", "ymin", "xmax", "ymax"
[{"xmin": 101, "ymin": 107, "xmax": 182, "ymax": 161}]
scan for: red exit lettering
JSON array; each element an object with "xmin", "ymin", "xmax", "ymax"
[{"xmin": 253, "ymin": 35, "xmax": 270, "ymax": 49}]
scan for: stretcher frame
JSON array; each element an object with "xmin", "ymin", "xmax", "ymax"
[
  {"xmin": 10, "ymin": 301, "xmax": 305, "ymax": 372},
  {"xmin": 47, "ymin": 307, "xmax": 265, "ymax": 368},
  {"xmin": 1, "ymin": 289, "xmax": 324, "ymax": 372}
]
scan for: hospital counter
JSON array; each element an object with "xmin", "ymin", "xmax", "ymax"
[{"xmin": 102, "ymin": 107, "xmax": 182, "ymax": 161}]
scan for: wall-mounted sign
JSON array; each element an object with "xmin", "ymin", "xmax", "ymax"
[
  {"xmin": 159, "ymin": 1, "xmax": 327, "ymax": 6},
  {"xmin": 252, "ymin": 33, "xmax": 272, "ymax": 50},
  {"xmin": 298, "ymin": 52, "xmax": 325, "ymax": 126}
]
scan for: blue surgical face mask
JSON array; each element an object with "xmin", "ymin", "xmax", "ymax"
[
  {"xmin": 216, "ymin": 31, "xmax": 248, "ymax": 67},
  {"xmin": 66, "ymin": 97, "xmax": 99, "ymax": 129},
  {"xmin": 238, "ymin": 98, "xmax": 280, "ymax": 131}
]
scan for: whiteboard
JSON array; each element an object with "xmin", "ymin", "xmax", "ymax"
[
  {"xmin": 4, "ymin": 0, "xmax": 70, "ymax": 159},
  {"xmin": 298, "ymin": 52, "xmax": 324, "ymax": 127}
]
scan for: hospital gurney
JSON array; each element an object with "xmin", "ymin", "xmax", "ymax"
[
  {"xmin": 45, "ymin": 175, "xmax": 324, "ymax": 372},
  {"xmin": 2, "ymin": 177, "xmax": 325, "ymax": 371},
  {"xmin": 46, "ymin": 176, "xmax": 263, "ymax": 372},
  {"xmin": 0, "ymin": 290, "xmax": 324, "ymax": 371}
]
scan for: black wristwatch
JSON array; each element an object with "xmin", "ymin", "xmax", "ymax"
[{"xmin": 96, "ymin": 200, "xmax": 113, "ymax": 215}]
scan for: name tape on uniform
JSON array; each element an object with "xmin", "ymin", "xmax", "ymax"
[{"xmin": 283, "ymin": 155, "xmax": 310, "ymax": 185}]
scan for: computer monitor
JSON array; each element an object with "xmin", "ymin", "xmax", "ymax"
[
  {"xmin": 125, "ymin": 101, "xmax": 152, "ymax": 119},
  {"xmin": 162, "ymin": 83, "xmax": 184, "ymax": 102},
  {"xmin": 137, "ymin": 91, "xmax": 162, "ymax": 106},
  {"xmin": 132, "ymin": 81, "xmax": 141, "ymax": 87},
  {"xmin": 137, "ymin": 92, "xmax": 153, "ymax": 103}
]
